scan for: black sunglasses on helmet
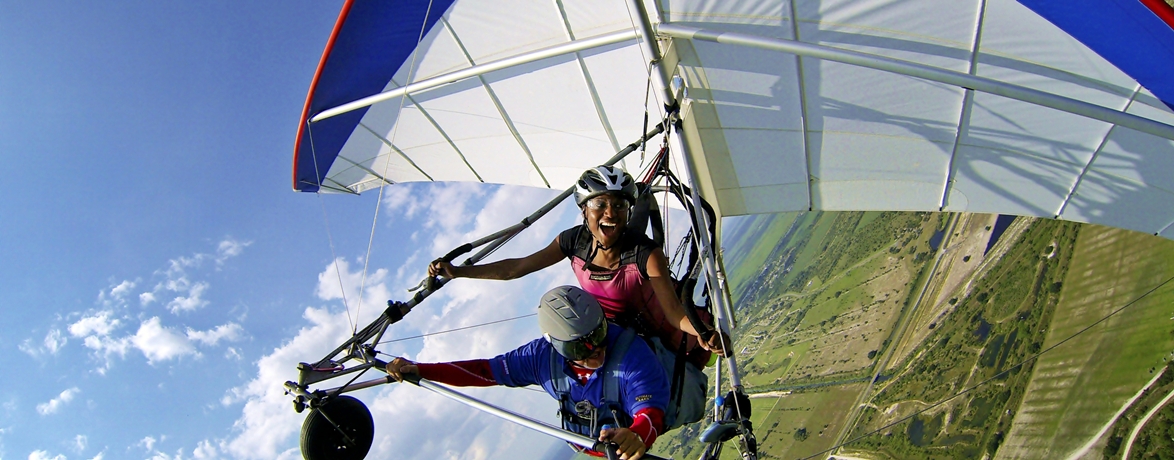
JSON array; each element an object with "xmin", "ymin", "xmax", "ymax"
[{"xmin": 549, "ymin": 321, "xmax": 608, "ymax": 361}]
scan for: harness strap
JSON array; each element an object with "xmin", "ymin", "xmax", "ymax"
[{"xmin": 550, "ymin": 327, "xmax": 638, "ymax": 437}]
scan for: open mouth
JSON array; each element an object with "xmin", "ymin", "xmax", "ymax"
[{"xmin": 598, "ymin": 221, "xmax": 619, "ymax": 239}]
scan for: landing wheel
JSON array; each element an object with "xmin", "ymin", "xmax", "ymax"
[{"xmin": 300, "ymin": 395, "xmax": 374, "ymax": 460}]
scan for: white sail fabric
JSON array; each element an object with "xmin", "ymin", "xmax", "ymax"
[{"xmin": 297, "ymin": 0, "xmax": 1174, "ymax": 239}]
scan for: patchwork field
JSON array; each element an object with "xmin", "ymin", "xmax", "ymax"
[
  {"xmin": 646, "ymin": 212, "xmax": 1174, "ymax": 460},
  {"xmin": 997, "ymin": 225, "xmax": 1174, "ymax": 459}
]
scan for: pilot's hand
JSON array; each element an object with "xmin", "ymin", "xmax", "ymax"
[
  {"xmin": 701, "ymin": 329, "xmax": 733, "ymax": 358},
  {"xmin": 428, "ymin": 259, "xmax": 459, "ymax": 278},
  {"xmin": 599, "ymin": 427, "xmax": 646, "ymax": 460},
  {"xmin": 384, "ymin": 357, "xmax": 419, "ymax": 382}
]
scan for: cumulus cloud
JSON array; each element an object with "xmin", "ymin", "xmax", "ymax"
[
  {"xmin": 73, "ymin": 434, "xmax": 88, "ymax": 453},
  {"xmin": 220, "ymin": 305, "xmax": 353, "ymax": 459},
  {"xmin": 70, "ymin": 311, "xmax": 131, "ymax": 371},
  {"xmin": 216, "ymin": 238, "xmax": 251, "ymax": 264},
  {"xmin": 187, "ymin": 323, "xmax": 244, "ymax": 346},
  {"xmin": 192, "ymin": 439, "xmax": 217, "ymax": 459},
  {"xmin": 19, "ymin": 329, "xmax": 68, "ymax": 358},
  {"xmin": 314, "ymin": 259, "xmax": 392, "ymax": 319},
  {"xmin": 137, "ymin": 436, "xmax": 157, "ymax": 452},
  {"xmin": 69, "ymin": 311, "xmax": 120, "ymax": 337},
  {"xmin": 81, "ymin": 335, "xmax": 132, "ymax": 372},
  {"xmin": 110, "ymin": 280, "xmax": 137, "ymax": 299},
  {"xmin": 166, "ymin": 281, "xmax": 210, "ymax": 314},
  {"xmin": 132, "ymin": 237, "xmax": 250, "ymax": 314},
  {"xmin": 29, "ymin": 450, "xmax": 67, "ymax": 460},
  {"xmin": 67, "ymin": 309, "xmax": 244, "ymax": 369},
  {"xmin": 132, "ymin": 317, "xmax": 197, "ymax": 364},
  {"xmin": 381, "ymin": 182, "xmax": 429, "ymax": 218},
  {"xmin": 36, "ymin": 387, "xmax": 80, "ymax": 415}
]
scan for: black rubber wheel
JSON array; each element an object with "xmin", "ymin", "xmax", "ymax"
[{"xmin": 300, "ymin": 395, "xmax": 374, "ymax": 460}]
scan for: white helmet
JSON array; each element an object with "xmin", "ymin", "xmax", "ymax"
[{"xmin": 575, "ymin": 166, "xmax": 637, "ymax": 207}]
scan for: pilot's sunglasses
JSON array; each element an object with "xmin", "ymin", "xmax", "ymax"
[
  {"xmin": 551, "ymin": 322, "xmax": 609, "ymax": 361},
  {"xmin": 586, "ymin": 197, "xmax": 630, "ymax": 212}
]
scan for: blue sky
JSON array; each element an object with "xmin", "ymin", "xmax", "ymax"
[{"xmin": 0, "ymin": 3, "xmax": 601, "ymax": 459}]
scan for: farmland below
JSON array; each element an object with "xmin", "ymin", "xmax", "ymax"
[{"xmin": 651, "ymin": 211, "xmax": 1174, "ymax": 460}]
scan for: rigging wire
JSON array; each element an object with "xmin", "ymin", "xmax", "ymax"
[
  {"xmin": 375, "ymin": 313, "xmax": 546, "ymax": 395},
  {"xmin": 307, "ymin": 120, "xmax": 356, "ymax": 332},
  {"xmin": 799, "ymin": 273, "xmax": 1174, "ymax": 460},
  {"xmin": 376, "ymin": 313, "xmax": 537, "ymax": 345},
  {"xmin": 353, "ymin": 0, "xmax": 437, "ymax": 334}
]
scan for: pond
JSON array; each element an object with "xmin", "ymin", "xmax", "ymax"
[
  {"xmin": 907, "ymin": 412, "xmax": 944, "ymax": 447},
  {"xmin": 929, "ymin": 228, "xmax": 946, "ymax": 250},
  {"xmin": 981, "ymin": 334, "xmax": 1005, "ymax": 368},
  {"xmin": 964, "ymin": 396, "xmax": 995, "ymax": 428},
  {"xmin": 973, "ymin": 317, "xmax": 992, "ymax": 342}
]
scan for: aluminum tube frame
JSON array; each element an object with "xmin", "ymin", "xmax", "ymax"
[
  {"xmin": 657, "ymin": 23, "xmax": 1174, "ymax": 142},
  {"xmin": 629, "ymin": 0, "xmax": 747, "ymax": 391},
  {"xmin": 311, "ymin": 30, "xmax": 639, "ymax": 123},
  {"xmin": 414, "ymin": 378, "xmax": 597, "ymax": 448}
]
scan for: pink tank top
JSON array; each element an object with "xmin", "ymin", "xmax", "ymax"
[
  {"xmin": 559, "ymin": 225, "xmax": 713, "ymax": 367},
  {"xmin": 558, "ymin": 226, "xmax": 677, "ymax": 346}
]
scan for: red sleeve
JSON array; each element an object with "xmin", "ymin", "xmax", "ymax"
[
  {"xmin": 628, "ymin": 407, "xmax": 665, "ymax": 448},
  {"xmin": 415, "ymin": 360, "xmax": 497, "ymax": 387}
]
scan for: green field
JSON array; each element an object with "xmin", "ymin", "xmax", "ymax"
[
  {"xmin": 723, "ymin": 213, "xmax": 800, "ymax": 302},
  {"xmin": 997, "ymin": 225, "xmax": 1174, "ymax": 459},
  {"xmin": 653, "ymin": 212, "xmax": 1174, "ymax": 460}
]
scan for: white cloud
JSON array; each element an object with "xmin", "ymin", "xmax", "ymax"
[
  {"xmin": 163, "ymin": 276, "xmax": 191, "ymax": 293},
  {"xmin": 36, "ymin": 387, "xmax": 80, "ymax": 415},
  {"xmin": 69, "ymin": 312, "xmax": 120, "ymax": 337},
  {"xmin": 139, "ymin": 238, "xmax": 249, "ymax": 314},
  {"xmin": 98, "ymin": 278, "xmax": 141, "ymax": 308},
  {"xmin": 68, "ymin": 311, "xmax": 241, "ymax": 370},
  {"xmin": 187, "ymin": 323, "xmax": 244, "ymax": 346},
  {"xmin": 68, "ymin": 311, "xmax": 131, "ymax": 371},
  {"xmin": 216, "ymin": 238, "xmax": 251, "ymax": 264},
  {"xmin": 167, "ymin": 281, "xmax": 210, "ymax": 313},
  {"xmin": 89, "ymin": 452, "xmax": 105, "ymax": 460},
  {"xmin": 424, "ymin": 182, "xmax": 487, "ymax": 234},
  {"xmin": 73, "ymin": 434, "xmax": 88, "ymax": 453},
  {"xmin": 45, "ymin": 329, "xmax": 67, "ymax": 354},
  {"xmin": 192, "ymin": 439, "xmax": 217, "ymax": 459},
  {"xmin": 167, "ymin": 255, "xmax": 203, "ymax": 275},
  {"xmin": 81, "ymin": 335, "xmax": 132, "ymax": 371},
  {"xmin": 29, "ymin": 450, "xmax": 67, "ymax": 460},
  {"xmin": 137, "ymin": 436, "xmax": 157, "ymax": 452},
  {"xmin": 381, "ymin": 182, "xmax": 426, "ymax": 218},
  {"xmin": 220, "ymin": 305, "xmax": 351, "ymax": 460},
  {"xmin": 19, "ymin": 329, "xmax": 68, "ymax": 358},
  {"xmin": 314, "ymin": 259, "xmax": 393, "ymax": 325},
  {"xmin": 132, "ymin": 317, "xmax": 197, "ymax": 364},
  {"xmin": 110, "ymin": 280, "xmax": 136, "ymax": 299}
]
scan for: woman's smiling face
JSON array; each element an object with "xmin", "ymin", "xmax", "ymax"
[{"xmin": 583, "ymin": 193, "xmax": 630, "ymax": 247}]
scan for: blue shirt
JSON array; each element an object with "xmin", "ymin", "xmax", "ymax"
[{"xmin": 488, "ymin": 323, "xmax": 669, "ymax": 416}]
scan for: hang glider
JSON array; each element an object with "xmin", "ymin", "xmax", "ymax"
[
  {"xmin": 287, "ymin": 1, "xmax": 1174, "ymax": 459},
  {"xmin": 294, "ymin": 0, "xmax": 1174, "ymax": 239}
]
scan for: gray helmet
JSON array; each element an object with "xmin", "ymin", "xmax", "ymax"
[
  {"xmin": 575, "ymin": 166, "xmax": 638, "ymax": 207},
  {"xmin": 538, "ymin": 286, "xmax": 608, "ymax": 360}
]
